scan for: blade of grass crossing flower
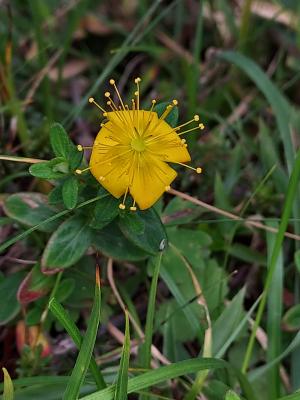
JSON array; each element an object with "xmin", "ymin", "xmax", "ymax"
[
  {"xmin": 48, "ymin": 297, "xmax": 106, "ymax": 390},
  {"xmin": 2, "ymin": 368, "xmax": 14, "ymax": 400},
  {"xmin": 266, "ymin": 221, "xmax": 283, "ymax": 399},
  {"xmin": 64, "ymin": 0, "xmax": 167, "ymax": 125},
  {"xmin": 114, "ymin": 311, "xmax": 130, "ymax": 400},
  {"xmin": 242, "ymin": 148, "xmax": 300, "ymax": 373},
  {"xmin": 0, "ymin": 194, "xmax": 108, "ymax": 254},
  {"xmin": 63, "ymin": 266, "xmax": 102, "ymax": 400},
  {"xmin": 139, "ymin": 252, "xmax": 163, "ymax": 369},
  {"xmin": 80, "ymin": 358, "xmax": 256, "ymax": 400}
]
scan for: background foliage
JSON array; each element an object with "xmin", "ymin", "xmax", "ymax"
[{"xmin": 1, "ymin": 0, "xmax": 300, "ymax": 399}]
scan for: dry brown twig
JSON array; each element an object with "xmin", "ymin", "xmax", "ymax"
[{"xmin": 169, "ymin": 188, "xmax": 300, "ymax": 242}]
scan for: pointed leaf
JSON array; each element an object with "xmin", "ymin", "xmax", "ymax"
[
  {"xmin": 42, "ymin": 216, "xmax": 92, "ymax": 270},
  {"xmin": 114, "ymin": 312, "xmax": 130, "ymax": 400},
  {"xmin": 63, "ymin": 267, "xmax": 102, "ymax": 399},
  {"xmin": 62, "ymin": 176, "xmax": 79, "ymax": 209}
]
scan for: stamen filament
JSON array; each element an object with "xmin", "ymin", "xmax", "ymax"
[
  {"xmin": 88, "ymin": 97, "xmax": 107, "ymax": 115},
  {"xmin": 110, "ymin": 79, "xmax": 126, "ymax": 111},
  {"xmin": 75, "ymin": 167, "xmax": 91, "ymax": 174},
  {"xmin": 172, "ymin": 162, "xmax": 202, "ymax": 173},
  {"xmin": 119, "ymin": 187, "xmax": 129, "ymax": 209},
  {"xmin": 178, "ymin": 124, "xmax": 204, "ymax": 136}
]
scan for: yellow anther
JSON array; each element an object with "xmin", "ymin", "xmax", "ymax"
[
  {"xmin": 119, "ymin": 204, "xmax": 126, "ymax": 210},
  {"xmin": 77, "ymin": 145, "xmax": 83, "ymax": 151},
  {"xmin": 109, "ymin": 79, "xmax": 115, "ymax": 85},
  {"xmin": 172, "ymin": 100, "xmax": 178, "ymax": 106},
  {"xmin": 130, "ymin": 206, "xmax": 137, "ymax": 211},
  {"xmin": 199, "ymin": 123, "xmax": 205, "ymax": 130},
  {"xmin": 99, "ymin": 176, "xmax": 105, "ymax": 181},
  {"xmin": 134, "ymin": 91, "xmax": 139, "ymax": 96},
  {"xmin": 105, "ymin": 92, "xmax": 110, "ymax": 97},
  {"xmin": 135, "ymin": 77, "xmax": 141, "ymax": 83},
  {"xmin": 152, "ymin": 99, "xmax": 156, "ymax": 104},
  {"xmin": 88, "ymin": 97, "xmax": 94, "ymax": 103},
  {"xmin": 181, "ymin": 139, "xmax": 186, "ymax": 144},
  {"xmin": 196, "ymin": 167, "xmax": 202, "ymax": 174},
  {"xmin": 165, "ymin": 185, "xmax": 171, "ymax": 191},
  {"xmin": 75, "ymin": 169, "xmax": 82, "ymax": 174},
  {"xmin": 194, "ymin": 115, "xmax": 200, "ymax": 121}
]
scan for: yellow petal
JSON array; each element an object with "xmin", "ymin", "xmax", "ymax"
[
  {"xmin": 146, "ymin": 119, "xmax": 191, "ymax": 163},
  {"xmin": 130, "ymin": 156, "xmax": 177, "ymax": 210},
  {"xmin": 90, "ymin": 127, "xmax": 131, "ymax": 198}
]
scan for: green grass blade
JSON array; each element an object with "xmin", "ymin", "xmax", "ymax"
[
  {"xmin": 64, "ymin": 0, "xmax": 166, "ymax": 125},
  {"xmin": 139, "ymin": 252, "xmax": 163, "ymax": 369},
  {"xmin": 242, "ymin": 148, "xmax": 300, "ymax": 372},
  {"xmin": 48, "ymin": 297, "xmax": 106, "ymax": 390},
  {"xmin": 266, "ymin": 221, "xmax": 283, "ymax": 399},
  {"xmin": 2, "ymin": 368, "xmax": 14, "ymax": 400},
  {"xmin": 114, "ymin": 311, "xmax": 130, "ymax": 400},
  {"xmin": 278, "ymin": 392, "xmax": 300, "ymax": 400},
  {"xmin": 80, "ymin": 358, "xmax": 255, "ymax": 400},
  {"xmin": 63, "ymin": 267, "xmax": 102, "ymax": 399},
  {"xmin": 0, "ymin": 194, "xmax": 108, "ymax": 254},
  {"xmin": 219, "ymin": 51, "xmax": 294, "ymax": 170}
]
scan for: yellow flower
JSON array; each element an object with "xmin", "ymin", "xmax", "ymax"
[{"xmin": 76, "ymin": 78, "xmax": 204, "ymax": 210}]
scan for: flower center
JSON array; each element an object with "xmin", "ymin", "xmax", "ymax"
[{"xmin": 131, "ymin": 137, "xmax": 146, "ymax": 152}]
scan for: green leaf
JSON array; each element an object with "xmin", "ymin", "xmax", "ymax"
[
  {"xmin": 4, "ymin": 192, "xmax": 62, "ymax": 232},
  {"xmin": 55, "ymin": 278, "xmax": 76, "ymax": 303},
  {"xmin": 283, "ymin": 305, "xmax": 300, "ymax": 330},
  {"xmin": 92, "ymin": 222, "xmax": 149, "ymax": 261},
  {"xmin": 114, "ymin": 312, "xmax": 130, "ymax": 400},
  {"xmin": 154, "ymin": 102, "xmax": 178, "ymax": 127},
  {"xmin": 49, "ymin": 296, "xmax": 106, "ymax": 390},
  {"xmin": 0, "ymin": 194, "xmax": 107, "ymax": 255},
  {"xmin": 49, "ymin": 123, "xmax": 83, "ymax": 170},
  {"xmin": 2, "ymin": 368, "xmax": 14, "ymax": 400},
  {"xmin": 50, "ymin": 123, "xmax": 71, "ymax": 159},
  {"xmin": 48, "ymin": 184, "xmax": 63, "ymax": 205},
  {"xmin": 80, "ymin": 358, "xmax": 255, "ymax": 400},
  {"xmin": 62, "ymin": 176, "xmax": 79, "ymax": 209},
  {"xmin": 212, "ymin": 288, "xmax": 245, "ymax": 355},
  {"xmin": 295, "ymin": 250, "xmax": 300, "ymax": 274},
  {"xmin": 228, "ymin": 243, "xmax": 267, "ymax": 267},
  {"xmin": 225, "ymin": 390, "xmax": 241, "ymax": 400},
  {"xmin": 0, "ymin": 272, "xmax": 25, "ymax": 325},
  {"xmin": 63, "ymin": 268, "xmax": 102, "ymax": 399},
  {"xmin": 42, "ymin": 216, "xmax": 92, "ymax": 270},
  {"xmin": 139, "ymin": 253, "xmax": 162, "ymax": 372},
  {"xmin": 119, "ymin": 208, "xmax": 167, "ymax": 254},
  {"xmin": 29, "ymin": 158, "xmax": 69, "ymax": 179},
  {"xmin": 89, "ymin": 196, "xmax": 119, "ymax": 229},
  {"xmin": 18, "ymin": 263, "xmax": 55, "ymax": 305}
]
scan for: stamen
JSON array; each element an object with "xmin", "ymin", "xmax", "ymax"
[
  {"xmin": 134, "ymin": 77, "xmax": 141, "ymax": 110},
  {"xmin": 172, "ymin": 162, "xmax": 202, "ymax": 173},
  {"xmin": 110, "ymin": 79, "xmax": 126, "ymax": 111},
  {"xmin": 77, "ymin": 145, "xmax": 93, "ymax": 151},
  {"xmin": 149, "ymin": 99, "xmax": 156, "ymax": 113},
  {"xmin": 165, "ymin": 185, "xmax": 171, "ymax": 191},
  {"xmin": 75, "ymin": 167, "xmax": 91, "ymax": 174},
  {"xmin": 130, "ymin": 199, "xmax": 137, "ymax": 211},
  {"xmin": 178, "ymin": 123, "xmax": 204, "ymax": 136},
  {"xmin": 88, "ymin": 97, "xmax": 107, "ymax": 115},
  {"xmin": 174, "ymin": 115, "xmax": 200, "ymax": 131},
  {"xmin": 119, "ymin": 187, "xmax": 129, "ymax": 210}
]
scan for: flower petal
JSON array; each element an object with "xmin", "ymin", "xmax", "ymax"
[
  {"xmin": 90, "ymin": 128, "xmax": 130, "ymax": 198},
  {"xmin": 146, "ymin": 119, "xmax": 191, "ymax": 163},
  {"xmin": 130, "ymin": 156, "xmax": 177, "ymax": 210}
]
